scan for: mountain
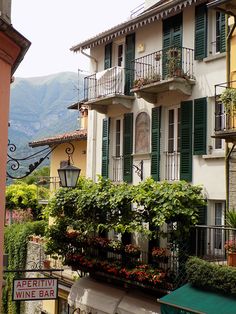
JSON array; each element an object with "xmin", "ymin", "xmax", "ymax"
[
  {"xmin": 7, "ymin": 72, "xmax": 84, "ymax": 180},
  {"xmin": 9, "ymin": 71, "xmax": 83, "ymax": 150}
]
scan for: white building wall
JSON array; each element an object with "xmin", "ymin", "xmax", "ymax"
[{"xmin": 86, "ymin": 4, "xmax": 226, "ymax": 202}]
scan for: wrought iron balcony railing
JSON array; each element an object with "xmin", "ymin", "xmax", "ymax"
[
  {"xmin": 132, "ymin": 46, "xmax": 195, "ymax": 89},
  {"xmin": 111, "ymin": 156, "xmax": 123, "ymax": 182},
  {"xmin": 84, "ymin": 66, "xmax": 132, "ymax": 102},
  {"xmin": 164, "ymin": 151, "xmax": 180, "ymax": 181},
  {"xmin": 215, "ymin": 82, "xmax": 236, "ymax": 135}
]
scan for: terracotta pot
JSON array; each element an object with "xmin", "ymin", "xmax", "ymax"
[
  {"xmin": 43, "ymin": 260, "xmax": 51, "ymax": 269},
  {"xmin": 227, "ymin": 252, "xmax": 236, "ymax": 266}
]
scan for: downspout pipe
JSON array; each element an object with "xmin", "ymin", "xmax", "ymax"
[
  {"xmin": 80, "ymin": 49, "xmax": 98, "ymax": 73},
  {"xmin": 226, "ymin": 16, "xmax": 236, "ymax": 211}
]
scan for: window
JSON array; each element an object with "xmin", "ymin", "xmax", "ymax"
[
  {"xmin": 135, "ymin": 112, "xmax": 150, "ymax": 154},
  {"xmin": 215, "ymin": 101, "xmax": 224, "ymax": 149},
  {"xmin": 209, "ymin": 11, "xmax": 226, "ymax": 55},
  {"xmin": 118, "ymin": 44, "xmax": 123, "ymax": 67},
  {"xmin": 165, "ymin": 108, "xmax": 180, "ymax": 181},
  {"xmin": 115, "ymin": 119, "xmax": 121, "ymax": 157},
  {"xmin": 214, "ymin": 202, "xmax": 224, "ymax": 252}
]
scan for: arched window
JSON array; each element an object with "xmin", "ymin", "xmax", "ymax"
[{"xmin": 135, "ymin": 112, "xmax": 150, "ymax": 153}]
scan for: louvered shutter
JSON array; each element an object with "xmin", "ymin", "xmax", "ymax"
[
  {"xmin": 194, "ymin": 97, "xmax": 207, "ymax": 155},
  {"xmin": 123, "ymin": 113, "xmax": 133, "ymax": 183},
  {"xmin": 104, "ymin": 43, "xmax": 112, "ymax": 69},
  {"xmin": 101, "ymin": 118, "xmax": 110, "ymax": 178},
  {"xmin": 151, "ymin": 107, "xmax": 161, "ymax": 181},
  {"xmin": 125, "ymin": 33, "xmax": 135, "ymax": 95},
  {"xmin": 195, "ymin": 4, "xmax": 207, "ymax": 60},
  {"xmin": 220, "ymin": 13, "xmax": 226, "ymax": 53},
  {"xmin": 180, "ymin": 101, "xmax": 193, "ymax": 182}
]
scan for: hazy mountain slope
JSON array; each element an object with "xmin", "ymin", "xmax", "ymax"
[{"xmin": 9, "ymin": 71, "xmax": 83, "ymax": 148}]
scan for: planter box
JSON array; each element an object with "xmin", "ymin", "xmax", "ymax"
[{"xmin": 227, "ymin": 252, "xmax": 236, "ymax": 266}]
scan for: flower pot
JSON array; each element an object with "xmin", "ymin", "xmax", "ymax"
[
  {"xmin": 227, "ymin": 252, "xmax": 236, "ymax": 266},
  {"xmin": 43, "ymin": 260, "xmax": 51, "ymax": 269}
]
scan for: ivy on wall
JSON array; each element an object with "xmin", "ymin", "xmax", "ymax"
[{"xmin": 3, "ymin": 220, "xmax": 46, "ymax": 314}]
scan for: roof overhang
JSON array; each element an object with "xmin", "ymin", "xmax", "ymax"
[
  {"xmin": 71, "ymin": 0, "xmax": 204, "ymax": 52},
  {"xmin": 0, "ymin": 18, "xmax": 31, "ymax": 75},
  {"xmin": 207, "ymin": 0, "xmax": 236, "ymax": 15},
  {"xmin": 29, "ymin": 130, "xmax": 87, "ymax": 148}
]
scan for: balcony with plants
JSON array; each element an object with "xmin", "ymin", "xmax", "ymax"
[
  {"xmin": 131, "ymin": 46, "xmax": 195, "ymax": 103},
  {"xmin": 214, "ymin": 82, "xmax": 236, "ymax": 141},
  {"xmin": 83, "ymin": 66, "xmax": 135, "ymax": 114},
  {"xmin": 44, "ymin": 177, "xmax": 206, "ymax": 295}
]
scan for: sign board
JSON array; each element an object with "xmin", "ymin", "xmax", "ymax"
[{"xmin": 13, "ymin": 278, "xmax": 58, "ymax": 301}]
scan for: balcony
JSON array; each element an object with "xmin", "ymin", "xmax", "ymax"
[
  {"xmin": 214, "ymin": 82, "xmax": 236, "ymax": 142},
  {"xmin": 83, "ymin": 66, "xmax": 135, "ymax": 114},
  {"xmin": 131, "ymin": 46, "xmax": 195, "ymax": 103}
]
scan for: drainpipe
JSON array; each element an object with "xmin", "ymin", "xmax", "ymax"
[
  {"xmin": 80, "ymin": 49, "xmax": 98, "ymax": 73},
  {"xmin": 225, "ymin": 15, "xmax": 236, "ymax": 211}
]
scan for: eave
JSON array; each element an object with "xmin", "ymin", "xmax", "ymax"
[{"xmin": 71, "ymin": 0, "xmax": 205, "ymax": 52}]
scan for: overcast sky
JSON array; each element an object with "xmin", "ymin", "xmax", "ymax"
[{"xmin": 12, "ymin": 0, "xmax": 142, "ymax": 78}]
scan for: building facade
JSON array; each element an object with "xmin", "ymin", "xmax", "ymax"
[{"xmin": 72, "ymin": 0, "xmax": 227, "ymax": 242}]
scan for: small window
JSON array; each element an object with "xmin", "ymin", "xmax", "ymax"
[
  {"xmin": 118, "ymin": 44, "xmax": 123, "ymax": 67},
  {"xmin": 135, "ymin": 112, "xmax": 150, "ymax": 154}
]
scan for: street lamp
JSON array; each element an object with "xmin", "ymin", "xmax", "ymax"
[
  {"xmin": 58, "ymin": 143, "xmax": 81, "ymax": 188},
  {"xmin": 7, "ymin": 140, "xmax": 81, "ymax": 188}
]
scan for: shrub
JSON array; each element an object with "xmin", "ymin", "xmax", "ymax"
[{"xmin": 186, "ymin": 256, "xmax": 236, "ymax": 295}]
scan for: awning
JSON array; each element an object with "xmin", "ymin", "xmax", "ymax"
[
  {"xmin": 68, "ymin": 277, "xmax": 126, "ymax": 314},
  {"xmin": 158, "ymin": 283, "xmax": 236, "ymax": 314},
  {"xmin": 117, "ymin": 293, "xmax": 161, "ymax": 314},
  {"xmin": 68, "ymin": 277, "xmax": 161, "ymax": 314}
]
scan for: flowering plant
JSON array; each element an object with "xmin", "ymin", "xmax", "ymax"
[
  {"xmin": 108, "ymin": 240, "xmax": 123, "ymax": 252},
  {"xmin": 224, "ymin": 240, "xmax": 236, "ymax": 253},
  {"xmin": 124, "ymin": 244, "xmax": 141, "ymax": 257},
  {"xmin": 152, "ymin": 247, "xmax": 168, "ymax": 257}
]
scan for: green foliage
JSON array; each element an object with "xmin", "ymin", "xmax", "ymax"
[
  {"xmin": 186, "ymin": 256, "xmax": 236, "ymax": 295},
  {"xmin": 3, "ymin": 221, "xmax": 47, "ymax": 313},
  {"xmin": 17, "ymin": 166, "xmax": 50, "ymax": 185},
  {"xmin": 45, "ymin": 177, "xmax": 205, "ymax": 258},
  {"xmin": 226, "ymin": 210, "xmax": 236, "ymax": 228},
  {"xmin": 6, "ymin": 182, "xmax": 49, "ymax": 220}
]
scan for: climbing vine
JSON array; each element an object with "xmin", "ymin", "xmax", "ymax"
[
  {"xmin": 3, "ymin": 220, "xmax": 46, "ymax": 314},
  {"xmin": 45, "ymin": 177, "xmax": 205, "ymax": 257}
]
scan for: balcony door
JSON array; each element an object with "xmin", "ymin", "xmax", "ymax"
[
  {"xmin": 214, "ymin": 202, "xmax": 225, "ymax": 256},
  {"xmin": 165, "ymin": 108, "xmax": 180, "ymax": 181},
  {"xmin": 111, "ymin": 119, "xmax": 123, "ymax": 182},
  {"xmin": 162, "ymin": 13, "xmax": 182, "ymax": 78}
]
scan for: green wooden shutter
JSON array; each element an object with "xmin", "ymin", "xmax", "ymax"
[
  {"xmin": 220, "ymin": 13, "xmax": 226, "ymax": 53},
  {"xmin": 104, "ymin": 43, "xmax": 112, "ymax": 69},
  {"xmin": 194, "ymin": 97, "xmax": 207, "ymax": 155},
  {"xmin": 101, "ymin": 118, "xmax": 110, "ymax": 178},
  {"xmin": 123, "ymin": 113, "xmax": 133, "ymax": 183},
  {"xmin": 195, "ymin": 4, "xmax": 207, "ymax": 60},
  {"xmin": 125, "ymin": 33, "xmax": 135, "ymax": 95},
  {"xmin": 180, "ymin": 101, "xmax": 193, "ymax": 182},
  {"xmin": 151, "ymin": 107, "xmax": 161, "ymax": 181}
]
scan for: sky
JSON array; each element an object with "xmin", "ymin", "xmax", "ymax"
[{"xmin": 12, "ymin": 0, "xmax": 143, "ymax": 78}]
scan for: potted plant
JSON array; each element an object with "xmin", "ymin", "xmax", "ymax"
[
  {"xmin": 124, "ymin": 244, "xmax": 141, "ymax": 258},
  {"xmin": 224, "ymin": 239, "xmax": 236, "ymax": 266},
  {"xmin": 152, "ymin": 247, "xmax": 169, "ymax": 263},
  {"xmin": 166, "ymin": 47, "xmax": 182, "ymax": 78},
  {"xmin": 219, "ymin": 88, "xmax": 236, "ymax": 129}
]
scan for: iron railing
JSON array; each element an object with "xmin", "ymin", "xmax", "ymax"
[
  {"xmin": 164, "ymin": 151, "xmax": 180, "ymax": 181},
  {"xmin": 215, "ymin": 81, "xmax": 236, "ymax": 132},
  {"xmin": 194, "ymin": 225, "xmax": 236, "ymax": 263},
  {"xmin": 84, "ymin": 66, "xmax": 132, "ymax": 102},
  {"xmin": 132, "ymin": 46, "xmax": 194, "ymax": 88},
  {"xmin": 111, "ymin": 156, "xmax": 123, "ymax": 182}
]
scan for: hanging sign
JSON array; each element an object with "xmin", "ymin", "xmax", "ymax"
[{"xmin": 13, "ymin": 278, "xmax": 58, "ymax": 301}]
